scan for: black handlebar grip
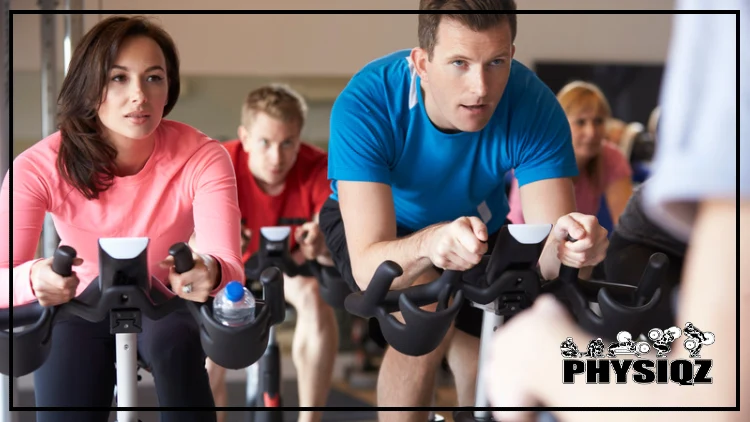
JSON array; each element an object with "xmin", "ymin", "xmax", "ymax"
[
  {"xmin": 634, "ymin": 252, "xmax": 669, "ymax": 306},
  {"xmin": 51, "ymin": 246, "xmax": 77, "ymax": 277},
  {"xmin": 363, "ymin": 261, "xmax": 403, "ymax": 311},
  {"xmin": 260, "ymin": 267, "xmax": 285, "ymax": 326},
  {"xmin": 558, "ymin": 265, "xmax": 579, "ymax": 284},
  {"xmin": 169, "ymin": 242, "xmax": 195, "ymax": 274},
  {"xmin": 558, "ymin": 234, "xmax": 579, "ymax": 284}
]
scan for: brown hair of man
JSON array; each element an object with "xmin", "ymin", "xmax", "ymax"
[
  {"xmin": 56, "ymin": 15, "xmax": 181, "ymax": 200},
  {"xmin": 240, "ymin": 83, "xmax": 308, "ymax": 131},
  {"xmin": 418, "ymin": 0, "xmax": 518, "ymax": 60}
]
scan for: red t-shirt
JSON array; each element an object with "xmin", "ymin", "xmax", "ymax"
[{"xmin": 222, "ymin": 140, "xmax": 331, "ymax": 262}]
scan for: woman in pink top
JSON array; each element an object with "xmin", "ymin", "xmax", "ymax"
[
  {"xmin": 507, "ymin": 81, "xmax": 634, "ymax": 226},
  {"xmin": 0, "ymin": 16, "xmax": 242, "ymax": 421}
]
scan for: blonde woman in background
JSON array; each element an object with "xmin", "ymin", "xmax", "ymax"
[{"xmin": 507, "ymin": 81, "xmax": 634, "ymax": 226}]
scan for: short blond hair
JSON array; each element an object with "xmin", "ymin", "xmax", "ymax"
[
  {"xmin": 241, "ymin": 83, "xmax": 308, "ymax": 129},
  {"xmin": 556, "ymin": 81, "xmax": 612, "ymax": 119}
]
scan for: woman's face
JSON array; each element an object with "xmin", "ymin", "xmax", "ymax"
[
  {"xmin": 97, "ymin": 35, "xmax": 169, "ymax": 145},
  {"xmin": 567, "ymin": 106, "xmax": 606, "ymax": 164}
]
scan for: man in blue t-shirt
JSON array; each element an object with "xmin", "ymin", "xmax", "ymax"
[{"xmin": 318, "ymin": 0, "xmax": 609, "ymax": 418}]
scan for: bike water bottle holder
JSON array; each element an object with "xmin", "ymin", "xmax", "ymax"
[
  {"xmin": 188, "ymin": 266, "xmax": 285, "ymax": 370},
  {"xmin": 0, "ymin": 303, "xmax": 55, "ymax": 377}
]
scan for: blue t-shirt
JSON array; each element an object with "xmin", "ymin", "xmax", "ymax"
[{"xmin": 328, "ymin": 49, "xmax": 578, "ymax": 234}]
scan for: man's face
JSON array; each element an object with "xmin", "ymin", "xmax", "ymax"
[
  {"xmin": 239, "ymin": 112, "xmax": 302, "ymax": 189},
  {"xmin": 414, "ymin": 18, "xmax": 515, "ymax": 132}
]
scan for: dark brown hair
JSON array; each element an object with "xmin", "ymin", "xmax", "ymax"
[
  {"xmin": 56, "ymin": 15, "xmax": 180, "ymax": 200},
  {"xmin": 418, "ymin": 0, "xmax": 517, "ymax": 59}
]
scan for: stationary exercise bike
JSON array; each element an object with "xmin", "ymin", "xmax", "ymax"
[
  {"xmin": 344, "ymin": 223, "xmax": 669, "ymax": 421},
  {"xmin": 243, "ymin": 226, "xmax": 350, "ymax": 422},
  {"xmin": 0, "ymin": 237, "xmax": 286, "ymax": 422}
]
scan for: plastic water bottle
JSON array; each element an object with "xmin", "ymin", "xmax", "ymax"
[{"xmin": 213, "ymin": 281, "xmax": 255, "ymax": 327}]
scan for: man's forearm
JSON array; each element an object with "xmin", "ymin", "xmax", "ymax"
[{"xmin": 351, "ymin": 224, "xmax": 440, "ymax": 291}]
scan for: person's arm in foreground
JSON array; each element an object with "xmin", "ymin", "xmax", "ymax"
[
  {"xmin": 485, "ymin": 4, "xmax": 745, "ymax": 419},
  {"xmin": 485, "ymin": 198, "xmax": 744, "ymax": 422}
]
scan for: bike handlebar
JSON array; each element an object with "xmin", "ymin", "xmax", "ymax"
[
  {"xmin": 244, "ymin": 226, "xmax": 351, "ymax": 308},
  {"xmin": 1, "ymin": 239, "xmax": 191, "ymax": 332},
  {"xmin": 342, "ymin": 224, "xmax": 671, "ymax": 357},
  {"xmin": 344, "ymin": 224, "xmax": 551, "ymax": 356},
  {"xmin": 547, "ymin": 251, "xmax": 668, "ymax": 341},
  {"xmin": 1, "ymin": 238, "xmax": 286, "ymax": 377},
  {"xmin": 51, "ymin": 245, "xmax": 76, "ymax": 277}
]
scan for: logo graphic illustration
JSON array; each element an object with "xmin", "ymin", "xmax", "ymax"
[
  {"xmin": 584, "ymin": 338, "xmax": 606, "ymax": 358},
  {"xmin": 560, "ymin": 337, "xmax": 581, "ymax": 358},
  {"xmin": 607, "ymin": 331, "xmax": 651, "ymax": 358},
  {"xmin": 683, "ymin": 322, "xmax": 715, "ymax": 358},
  {"xmin": 560, "ymin": 323, "xmax": 715, "ymax": 386},
  {"xmin": 648, "ymin": 326, "xmax": 682, "ymax": 358}
]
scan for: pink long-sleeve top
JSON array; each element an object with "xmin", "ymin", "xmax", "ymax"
[{"xmin": 1, "ymin": 120, "xmax": 244, "ymax": 307}]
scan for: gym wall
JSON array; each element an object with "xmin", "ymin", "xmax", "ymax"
[{"xmin": 9, "ymin": 0, "xmax": 674, "ymax": 154}]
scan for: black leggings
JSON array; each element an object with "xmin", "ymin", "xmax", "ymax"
[{"xmin": 33, "ymin": 309, "xmax": 216, "ymax": 422}]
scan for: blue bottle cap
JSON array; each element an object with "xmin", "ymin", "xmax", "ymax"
[{"xmin": 225, "ymin": 281, "xmax": 245, "ymax": 302}]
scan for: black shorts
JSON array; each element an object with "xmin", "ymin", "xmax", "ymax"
[{"xmin": 319, "ymin": 197, "xmax": 508, "ymax": 342}]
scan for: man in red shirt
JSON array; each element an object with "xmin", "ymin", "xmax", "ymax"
[{"xmin": 206, "ymin": 84, "xmax": 338, "ymax": 422}]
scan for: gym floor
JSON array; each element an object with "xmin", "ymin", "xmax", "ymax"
[{"xmin": 11, "ymin": 311, "xmax": 461, "ymax": 422}]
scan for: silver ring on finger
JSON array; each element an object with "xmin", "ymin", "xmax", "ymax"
[{"xmin": 182, "ymin": 283, "xmax": 193, "ymax": 294}]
